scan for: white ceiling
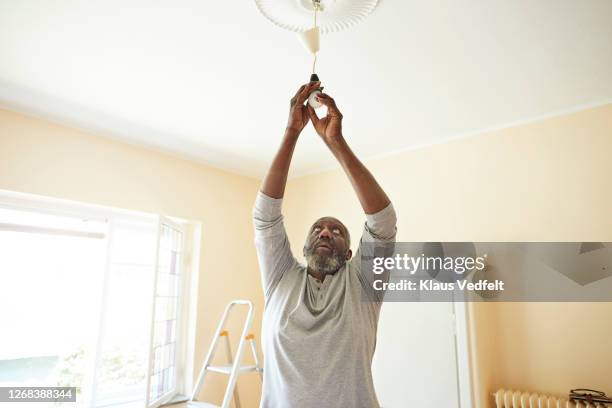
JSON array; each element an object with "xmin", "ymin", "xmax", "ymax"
[{"xmin": 1, "ymin": 0, "xmax": 611, "ymax": 178}]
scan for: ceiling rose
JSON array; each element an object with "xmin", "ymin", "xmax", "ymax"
[{"xmin": 254, "ymin": 0, "xmax": 380, "ymax": 34}]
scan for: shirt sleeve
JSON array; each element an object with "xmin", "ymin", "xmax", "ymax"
[
  {"xmin": 252, "ymin": 191, "xmax": 297, "ymax": 299},
  {"xmin": 351, "ymin": 202, "xmax": 398, "ymax": 302}
]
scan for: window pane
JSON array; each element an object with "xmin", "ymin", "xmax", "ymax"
[
  {"xmin": 0, "ymin": 211, "xmax": 107, "ymax": 408},
  {"xmin": 94, "ymin": 218, "xmax": 157, "ymax": 408}
]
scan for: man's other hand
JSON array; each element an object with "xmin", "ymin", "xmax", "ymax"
[
  {"xmin": 307, "ymin": 92, "xmax": 344, "ymax": 145},
  {"xmin": 287, "ymin": 81, "xmax": 321, "ymax": 134}
]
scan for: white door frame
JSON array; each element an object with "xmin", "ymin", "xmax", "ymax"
[{"xmin": 453, "ymin": 300, "xmax": 474, "ymax": 408}]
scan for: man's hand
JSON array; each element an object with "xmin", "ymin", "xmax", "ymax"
[
  {"xmin": 287, "ymin": 81, "xmax": 321, "ymax": 134},
  {"xmin": 307, "ymin": 92, "xmax": 344, "ymax": 145}
]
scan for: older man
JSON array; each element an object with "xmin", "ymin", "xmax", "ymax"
[{"xmin": 253, "ymin": 81, "xmax": 397, "ymax": 408}]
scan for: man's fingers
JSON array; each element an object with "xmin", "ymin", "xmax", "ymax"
[
  {"xmin": 296, "ymin": 81, "xmax": 321, "ymax": 105},
  {"xmin": 291, "ymin": 84, "xmax": 308, "ymax": 104},
  {"xmin": 316, "ymin": 93, "xmax": 334, "ymax": 105},
  {"xmin": 295, "ymin": 84, "xmax": 307, "ymax": 95},
  {"xmin": 317, "ymin": 93, "xmax": 334, "ymax": 103},
  {"xmin": 307, "ymin": 104, "xmax": 320, "ymax": 126},
  {"xmin": 316, "ymin": 93, "xmax": 342, "ymax": 116},
  {"xmin": 297, "ymin": 82, "xmax": 319, "ymax": 104}
]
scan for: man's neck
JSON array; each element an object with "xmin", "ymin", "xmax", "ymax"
[{"xmin": 307, "ymin": 267, "xmax": 326, "ymax": 282}]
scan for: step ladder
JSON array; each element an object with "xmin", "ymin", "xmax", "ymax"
[{"xmin": 188, "ymin": 300, "xmax": 263, "ymax": 408}]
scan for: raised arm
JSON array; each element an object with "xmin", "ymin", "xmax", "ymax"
[
  {"xmin": 308, "ymin": 92, "xmax": 396, "ymax": 302},
  {"xmin": 254, "ymin": 82, "xmax": 320, "ymax": 299},
  {"xmin": 261, "ymin": 81, "xmax": 321, "ymax": 198},
  {"xmin": 307, "ymin": 93, "xmax": 391, "ymax": 214}
]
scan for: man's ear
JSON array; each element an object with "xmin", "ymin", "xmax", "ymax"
[{"xmin": 346, "ymin": 249, "xmax": 353, "ymax": 260}]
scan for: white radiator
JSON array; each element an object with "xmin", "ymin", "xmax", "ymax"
[{"xmin": 493, "ymin": 389, "xmax": 611, "ymax": 408}]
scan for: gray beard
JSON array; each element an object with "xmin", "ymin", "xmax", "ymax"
[{"xmin": 304, "ymin": 249, "xmax": 346, "ymax": 275}]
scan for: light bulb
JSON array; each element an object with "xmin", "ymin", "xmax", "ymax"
[
  {"xmin": 308, "ymin": 73, "xmax": 324, "ymax": 109},
  {"xmin": 308, "ymin": 90, "xmax": 322, "ymax": 109}
]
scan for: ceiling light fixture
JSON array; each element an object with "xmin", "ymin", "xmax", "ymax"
[
  {"xmin": 254, "ymin": 0, "xmax": 380, "ymax": 34},
  {"xmin": 255, "ymin": 0, "xmax": 380, "ymax": 108}
]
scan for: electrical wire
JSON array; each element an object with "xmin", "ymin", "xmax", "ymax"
[{"xmin": 312, "ymin": 2, "xmax": 319, "ymax": 74}]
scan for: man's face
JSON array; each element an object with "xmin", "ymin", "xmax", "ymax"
[{"xmin": 303, "ymin": 217, "xmax": 352, "ymax": 275}]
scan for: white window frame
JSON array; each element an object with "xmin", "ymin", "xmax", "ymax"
[
  {"xmin": 145, "ymin": 216, "xmax": 186, "ymax": 408},
  {"xmin": 0, "ymin": 189, "xmax": 200, "ymax": 408},
  {"xmin": 453, "ymin": 300, "xmax": 474, "ymax": 408}
]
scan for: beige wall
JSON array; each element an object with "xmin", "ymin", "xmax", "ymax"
[
  {"xmin": 282, "ymin": 104, "xmax": 612, "ymax": 407},
  {"xmin": 0, "ymin": 108, "xmax": 264, "ymax": 406}
]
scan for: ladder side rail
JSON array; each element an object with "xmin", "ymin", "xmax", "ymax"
[
  {"xmin": 190, "ymin": 302, "xmax": 237, "ymax": 401},
  {"xmin": 219, "ymin": 301, "xmax": 254, "ymax": 408},
  {"xmin": 249, "ymin": 339, "xmax": 263, "ymax": 380},
  {"xmin": 223, "ymin": 333, "xmax": 241, "ymax": 408}
]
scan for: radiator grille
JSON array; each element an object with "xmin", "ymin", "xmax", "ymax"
[{"xmin": 493, "ymin": 389, "xmax": 611, "ymax": 408}]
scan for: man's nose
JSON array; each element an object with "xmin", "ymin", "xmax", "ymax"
[{"xmin": 318, "ymin": 227, "xmax": 333, "ymax": 240}]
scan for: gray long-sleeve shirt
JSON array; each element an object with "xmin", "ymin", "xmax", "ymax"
[{"xmin": 253, "ymin": 192, "xmax": 397, "ymax": 408}]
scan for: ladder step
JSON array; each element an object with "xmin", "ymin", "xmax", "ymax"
[
  {"xmin": 187, "ymin": 402, "xmax": 220, "ymax": 408},
  {"xmin": 206, "ymin": 364, "xmax": 259, "ymax": 374}
]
